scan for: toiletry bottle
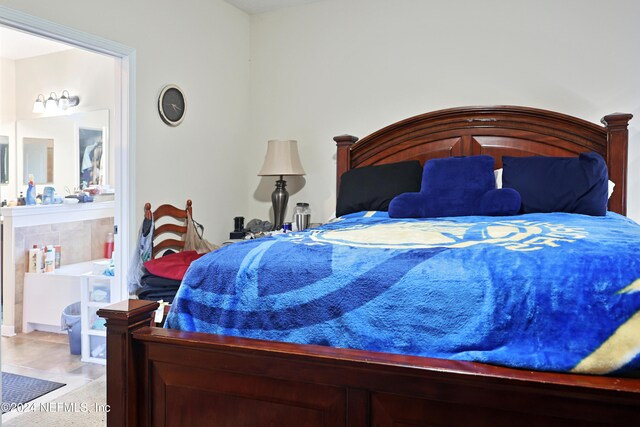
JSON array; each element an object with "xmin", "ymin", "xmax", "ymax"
[
  {"xmin": 41, "ymin": 245, "xmax": 46, "ymax": 271},
  {"xmin": 44, "ymin": 245, "xmax": 56, "ymax": 273},
  {"xmin": 26, "ymin": 174, "xmax": 36, "ymax": 205},
  {"xmin": 54, "ymin": 245, "xmax": 62, "ymax": 269},
  {"xmin": 104, "ymin": 233, "xmax": 114, "ymax": 259},
  {"xmin": 28, "ymin": 245, "xmax": 42, "ymax": 273}
]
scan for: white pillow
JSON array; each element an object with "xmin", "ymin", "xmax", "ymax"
[
  {"xmin": 494, "ymin": 168, "xmax": 615, "ymax": 199},
  {"xmin": 607, "ymin": 179, "xmax": 615, "ymax": 199},
  {"xmin": 494, "ymin": 168, "xmax": 503, "ymax": 189}
]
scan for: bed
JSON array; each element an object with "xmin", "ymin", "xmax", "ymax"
[{"xmin": 99, "ymin": 106, "xmax": 639, "ymax": 426}]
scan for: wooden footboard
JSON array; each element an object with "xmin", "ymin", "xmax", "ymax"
[{"xmin": 99, "ymin": 300, "xmax": 640, "ymax": 426}]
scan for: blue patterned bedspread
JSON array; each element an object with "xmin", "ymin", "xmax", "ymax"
[{"xmin": 166, "ymin": 211, "xmax": 640, "ymax": 375}]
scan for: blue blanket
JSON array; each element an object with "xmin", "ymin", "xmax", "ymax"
[{"xmin": 166, "ymin": 211, "xmax": 640, "ymax": 375}]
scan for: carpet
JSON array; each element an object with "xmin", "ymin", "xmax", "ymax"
[{"xmin": 2, "ymin": 373, "xmax": 66, "ymax": 413}]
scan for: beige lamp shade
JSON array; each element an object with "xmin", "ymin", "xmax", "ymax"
[{"xmin": 258, "ymin": 140, "xmax": 306, "ymax": 176}]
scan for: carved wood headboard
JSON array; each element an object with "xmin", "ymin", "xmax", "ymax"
[{"xmin": 335, "ymin": 106, "xmax": 632, "ymax": 215}]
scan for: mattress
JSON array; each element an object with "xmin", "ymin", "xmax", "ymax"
[{"xmin": 166, "ymin": 211, "xmax": 640, "ymax": 375}]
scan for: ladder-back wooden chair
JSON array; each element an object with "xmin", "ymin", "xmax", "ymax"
[{"xmin": 144, "ymin": 199, "xmax": 192, "ymax": 258}]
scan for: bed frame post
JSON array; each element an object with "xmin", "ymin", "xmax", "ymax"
[
  {"xmin": 98, "ymin": 299, "xmax": 159, "ymax": 427},
  {"xmin": 334, "ymin": 135, "xmax": 359, "ymax": 195},
  {"xmin": 601, "ymin": 112, "xmax": 633, "ymax": 216}
]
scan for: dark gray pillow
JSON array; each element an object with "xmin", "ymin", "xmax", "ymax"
[{"xmin": 336, "ymin": 161, "xmax": 423, "ymax": 217}]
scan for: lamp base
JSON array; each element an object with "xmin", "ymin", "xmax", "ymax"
[{"xmin": 272, "ymin": 176, "xmax": 288, "ymax": 231}]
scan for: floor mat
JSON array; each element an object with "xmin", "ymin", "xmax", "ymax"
[{"xmin": 2, "ymin": 372, "xmax": 65, "ymax": 413}]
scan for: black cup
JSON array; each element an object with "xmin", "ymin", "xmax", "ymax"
[{"xmin": 234, "ymin": 216, "xmax": 245, "ymax": 232}]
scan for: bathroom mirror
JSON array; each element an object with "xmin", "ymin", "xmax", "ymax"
[
  {"xmin": 0, "ymin": 135, "xmax": 8, "ymax": 184},
  {"xmin": 16, "ymin": 109, "xmax": 109, "ymax": 194},
  {"xmin": 23, "ymin": 137, "xmax": 54, "ymax": 184}
]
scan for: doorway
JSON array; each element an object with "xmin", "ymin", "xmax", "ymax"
[{"xmin": 0, "ymin": 6, "xmax": 134, "ymax": 336}]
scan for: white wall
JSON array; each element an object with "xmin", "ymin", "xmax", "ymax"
[
  {"xmin": 0, "ymin": 0, "xmax": 251, "ymax": 242},
  {"xmin": 14, "ymin": 49, "xmax": 114, "ymax": 119},
  {"xmin": 247, "ymin": 0, "xmax": 640, "ymax": 223},
  {"xmin": 0, "ymin": 57, "xmax": 15, "ymax": 199},
  {"xmin": 0, "ymin": 57, "xmax": 14, "ymax": 122},
  {"xmin": 10, "ymin": 49, "xmax": 114, "ymax": 200},
  {"xmin": 2, "ymin": 0, "xmax": 637, "ymax": 234}
]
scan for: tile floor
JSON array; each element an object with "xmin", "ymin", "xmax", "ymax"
[{"xmin": 1, "ymin": 331, "xmax": 105, "ymax": 424}]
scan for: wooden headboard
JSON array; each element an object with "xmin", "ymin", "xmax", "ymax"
[{"xmin": 334, "ymin": 106, "xmax": 632, "ymax": 215}]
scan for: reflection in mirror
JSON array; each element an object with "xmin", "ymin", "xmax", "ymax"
[
  {"xmin": 16, "ymin": 110, "xmax": 109, "ymax": 197},
  {"xmin": 23, "ymin": 137, "xmax": 54, "ymax": 184},
  {"xmin": 0, "ymin": 135, "xmax": 8, "ymax": 184},
  {"xmin": 79, "ymin": 128, "xmax": 104, "ymax": 188}
]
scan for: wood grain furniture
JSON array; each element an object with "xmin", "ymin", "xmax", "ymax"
[
  {"xmin": 99, "ymin": 106, "xmax": 638, "ymax": 426},
  {"xmin": 144, "ymin": 199, "xmax": 192, "ymax": 258},
  {"xmin": 136, "ymin": 199, "xmax": 197, "ymax": 304}
]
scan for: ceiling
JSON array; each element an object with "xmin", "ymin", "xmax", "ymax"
[
  {"xmin": 225, "ymin": 0, "xmax": 323, "ymax": 14},
  {"xmin": 0, "ymin": 26, "xmax": 72, "ymax": 60}
]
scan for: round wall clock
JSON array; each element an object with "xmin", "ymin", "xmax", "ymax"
[{"xmin": 158, "ymin": 84, "xmax": 186, "ymax": 126}]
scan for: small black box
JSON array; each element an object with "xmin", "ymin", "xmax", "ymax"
[{"xmin": 229, "ymin": 231, "xmax": 246, "ymax": 240}]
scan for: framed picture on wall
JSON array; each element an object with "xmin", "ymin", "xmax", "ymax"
[
  {"xmin": 79, "ymin": 127, "xmax": 104, "ymax": 188},
  {"xmin": 0, "ymin": 135, "xmax": 8, "ymax": 184}
]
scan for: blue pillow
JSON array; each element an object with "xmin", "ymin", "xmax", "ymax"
[
  {"xmin": 389, "ymin": 155, "xmax": 521, "ymax": 218},
  {"xmin": 502, "ymin": 152, "xmax": 608, "ymax": 216}
]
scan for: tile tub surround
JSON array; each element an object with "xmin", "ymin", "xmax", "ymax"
[
  {"xmin": 18, "ymin": 219, "xmax": 115, "ymax": 265},
  {"xmin": 14, "ymin": 218, "xmax": 114, "ymax": 333},
  {"xmin": 1, "ymin": 202, "xmax": 115, "ymax": 336}
]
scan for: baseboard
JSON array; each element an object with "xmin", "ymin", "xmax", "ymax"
[{"xmin": 2, "ymin": 324, "xmax": 16, "ymax": 337}]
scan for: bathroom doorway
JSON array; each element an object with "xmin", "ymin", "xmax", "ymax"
[{"xmin": 0, "ymin": 7, "xmax": 134, "ymax": 336}]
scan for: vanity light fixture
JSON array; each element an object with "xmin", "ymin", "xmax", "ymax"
[
  {"xmin": 32, "ymin": 94, "xmax": 46, "ymax": 113},
  {"xmin": 33, "ymin": 90, "xmax": 80, "ymax": 114}
]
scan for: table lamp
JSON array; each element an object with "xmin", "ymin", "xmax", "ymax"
[{"xmin": 258, "ymin": 139, "xmax": 305, "ymax": 231}]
